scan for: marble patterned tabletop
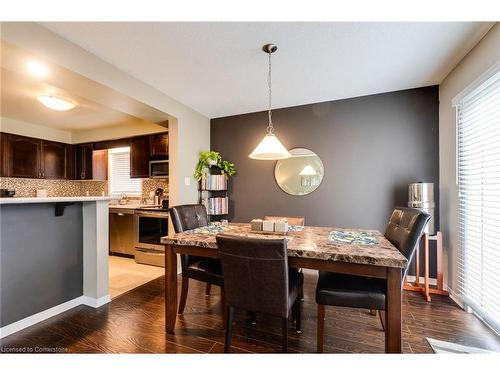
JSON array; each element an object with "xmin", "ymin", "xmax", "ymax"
[{"xmin": 161, "ymin": 223, "xmax": 407, "ymax": 268}]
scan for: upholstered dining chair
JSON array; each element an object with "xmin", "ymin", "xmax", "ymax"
[
  {"xmin": 216, "ymin": 234, "xmax": 304, "ymax": 353},
  {"xmin": 264, "ymin": 215, "xmax": 306, "ymax": 226},
  {"xmin": 264, "ymin": 215, "xmax": 306, "ymax": 302},
  {"xmin": 169, "ymin": 204, "xmax": 224, "ymax": 316},
  {"xmin": 315, "ymin": 207, "xmax": 430, "ymax": 352}
]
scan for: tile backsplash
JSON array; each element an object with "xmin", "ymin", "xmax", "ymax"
[{"xmin": 0, "ymin": 177, "xmax": 168, "ymax": 198}]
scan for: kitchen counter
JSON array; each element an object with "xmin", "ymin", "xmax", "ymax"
[{"xmin": 0, "ymin": 196, "xmax": 112, "ymax": 204}]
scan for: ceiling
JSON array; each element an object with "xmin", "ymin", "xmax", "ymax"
[
  {"xmin": 0, "ymin": 41, "xmax": 170, "ymax": 131},
  {"xmin": 1, "ymin": 68, "xmax": 147, "ymax": 130},
  {"xmin": 41, "ymin": 22, "xmax": 494, "ymax": 118}
]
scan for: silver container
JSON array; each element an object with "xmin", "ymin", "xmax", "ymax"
[{"xmin": 408, "ymin": 182, "xmax": 435, "ymax": 234}]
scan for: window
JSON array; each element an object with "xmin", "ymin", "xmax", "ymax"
[
  {"xmin": 108, "ymin": 147, "xmax": 141, "ymax": 196},
  {"xmin": 455, "ymin": 63, "xmax": 500, "ymax": 332}
]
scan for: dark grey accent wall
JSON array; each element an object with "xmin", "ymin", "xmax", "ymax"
[
  {"xmin": 0, "ymin": 203, "xmax": 83, "ymax": 327},
  {"xmin": 211, "ymin": 86, "xmax": 439, "ymax": 274}
]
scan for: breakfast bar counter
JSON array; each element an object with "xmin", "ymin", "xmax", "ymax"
[{"xmin": 0, "ymin": 196, "xmax": 112, "ymax": 337}]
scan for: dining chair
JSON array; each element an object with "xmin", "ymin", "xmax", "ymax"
[
  {"xmin": 315, "ymin": 207, "xmax": 430, "ymax": 352},
  {"xmin": 264, "ymin": 215, "xmax": 306, "ymax": 226},
  {"xmin": 264, "ymin": 215, "xmax": 306, "ymax": 302},
  {"xmin": 169, "ymin": 204, "xmax": 224, "ymax": 316},
  {"xmin": 216, "ymin": 234, "xmax": 304, "ymax": 353}
]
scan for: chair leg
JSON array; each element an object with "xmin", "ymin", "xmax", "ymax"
[
  {"xmin": 378, "ymin": 309, "xmax": 386, "ymax": 331},
  {"xmin": 178, "ymin": 276, "xmax": 189, "ymax": 315},
  {"xmin": 317, "ymin": 304, "xmax": 325, "ymax": 353},
  {"xmin": 221, "ymin": 287, "xmax": 226, "ymax": 326},
  {"xmin": 295, "ymin": 299, "xmax": 302, "ymax": 334},
  {"xmin": 205, "ymin": 283, "xmax": 212, "ymax": 296},
  {"xmin": 282, "ymin": 317, "xmax": 288, "ymax": 353},
  {"xmin": 224, "ymin": 306, "xmax": 234, "ymax": 353}
]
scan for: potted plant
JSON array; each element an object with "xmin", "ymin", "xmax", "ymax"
[{"xmin": 195, "ymin": 151, "xmax": 237, "ymax": 180}]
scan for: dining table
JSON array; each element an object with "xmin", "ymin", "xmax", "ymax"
[{"xmin": 161, "ymin": 223, "xmax": 408, "ymax": 353}]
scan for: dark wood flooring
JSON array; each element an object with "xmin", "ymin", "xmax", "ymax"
[{"xmin": 2, "ymin": 271, "xmax": 500, "ymax": 354}]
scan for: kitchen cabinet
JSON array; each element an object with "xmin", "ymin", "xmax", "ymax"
[
  {"xmin": 41, "ymin": 140, "xmax": 68, "ymax": 179},
  {"xmin": 130, "ymin": 136, "xmax": 150, "ymax": 178},
  {"xmin": 0, "ymin": 133, "xmax": 70, "ymax": 179},
  {"xmin": 150, "ymin": 133, "xmax": 168, "ymax": 159},
  {"xmin": 0, "ymin": 133, "xmax": 10, "ymax": 177},
  {"xmin": 7, "ymin": 134, "xmax": 41, "ymax": 178},
  {"xmin": 74, "ymin": 144, "xmax": 92, "ymax": 180},
  {"xmin": 109, "ymin": 208, "xmax": 136, "ymax": 256},
  {"xmin": 92, "ymin": 149, "xmax": 108, "ymax": 181},
  {"xmin": 74, "ymin": 144, "xmax": 108, "ymax": 180}
]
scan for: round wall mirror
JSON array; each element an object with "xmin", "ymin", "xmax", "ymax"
[{"xmin": 274, "ymin": 148, "xmax": 324, "ymax": 196}]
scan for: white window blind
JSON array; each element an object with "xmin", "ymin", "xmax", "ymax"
[
  {"xmin": 108, "ymin": 147, "xmax": 141, "ymax": 196},
  {"xmin": 456, "ymin": 64, "xmax": 500, "ymax": 333}
]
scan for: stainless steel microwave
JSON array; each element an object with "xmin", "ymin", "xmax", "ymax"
[{"xmin": 149, "ymin": 160, "xmax": 168, "ymax": 178}]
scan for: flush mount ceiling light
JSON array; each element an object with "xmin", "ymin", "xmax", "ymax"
[
  {"xmin": 37, "ymin": 95, "xmax": 76, "ymax": 111},
  {"xmin": 249, "ymin": 44, "xmax": 291, "ymax": 160},
  {"xmin": 26, "ymin": 61, "xmax": 49, "ymax": 78}
]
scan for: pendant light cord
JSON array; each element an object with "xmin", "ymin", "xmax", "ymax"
[{"xmin": 266, "ymin": 50, "xmax": 274, "ymax": 135}]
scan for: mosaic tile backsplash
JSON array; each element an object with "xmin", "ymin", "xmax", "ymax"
[{"xmin": 0, "ymin": 177, "xmax": 168, "ymax": 198}]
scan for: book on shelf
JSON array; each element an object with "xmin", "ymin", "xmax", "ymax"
[
  {"xmin": 203, "ymin": 197, "xmax": 228, "ymax": 215},
  {"xmin": 201, "ymin": 174, "xmax": 227, "ymax": 191}
]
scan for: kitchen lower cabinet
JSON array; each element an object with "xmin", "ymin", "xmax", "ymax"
[{"xmin": 109, "ymin": 208, "xmax": 136, "ymax": 256}]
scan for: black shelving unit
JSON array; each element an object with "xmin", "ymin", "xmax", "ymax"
[{"xmin": 198, "ymin": 165, "xmax": 229, "ymax": 222}]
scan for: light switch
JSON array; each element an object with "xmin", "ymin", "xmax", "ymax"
[{"xmin": 184, "ymin": 177, "xmax": 191, "ymax": 186}]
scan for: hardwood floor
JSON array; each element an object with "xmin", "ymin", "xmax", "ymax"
[{"xmin": 2, "ymin": 271, "xmax": 499, "ymax": 354}]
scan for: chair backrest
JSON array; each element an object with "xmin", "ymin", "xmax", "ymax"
[
  {"xmin": 216, "ymin": 234, "xmax": 290, "ymax": 318},
  {"xmin": 384, "ymin": 207, "xmax": 431, "ymax": 278},
  {"xmin": 169, "ymin": 204, "xmax": 209, "ymax": 233},
  {"xmin": 264, "ymin": 216, "xmax": 305, "ymax": 226}
]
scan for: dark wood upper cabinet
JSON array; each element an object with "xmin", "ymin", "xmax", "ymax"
[
  {"xmin": 130, "ymin": 136, "xmax": 150, "ymax": 178},
  {"xmin": 73, "ymin": 144, "xmax": 94, "ymax": 180},
  {"xmin": 0, "ymin": 133, "xmax": 10, "ymax": 177},
  {"xmin": 92, "ymin": 149, "xmax": 108, "ymax": 181},
  {"xmin": 150, "ymin": 133, "xmax": 168, "ymax": 159},
  {"xmin": 41, "ymin": 140, "xmax": 68, "ymax": 179},
  {"xmin": 73, "ymin": 144, "xmax": 108, "ymax": 181},
  {"xmin": 8, "ymin": 134, "xmax": 41, "ymax": 179}
]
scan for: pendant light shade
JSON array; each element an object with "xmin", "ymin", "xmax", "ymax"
[
  {"xmin": 249, "ymin": 43, "xmax": 291, "ymax": 160},
  {"xmin": 249, "ymin": 133, "xmax": 291, "ymax": 160},
  {"xmin": 299, "ymin": 165, "xmax": 318, "ymax": 176}
]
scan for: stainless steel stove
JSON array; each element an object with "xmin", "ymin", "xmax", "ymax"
[{"xmin": 134, "ymin": 204, "xmax": 168, "ymax": 267}]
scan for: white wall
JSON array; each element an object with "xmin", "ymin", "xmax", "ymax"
[
  {"xmin": 439, "ymin": 23, "xmax": 500, "ymax": 293},
  {"xmin": 1, "ymin": 22, "xmax": 210, "ymax": 206},
  {"xmin": 0, "ymin": 117, "xmax": 73, "ymax": 143}
]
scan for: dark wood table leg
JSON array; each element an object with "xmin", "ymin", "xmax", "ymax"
[
  {"xmin": 385, "ymin": 267, "xmax": 402, "ymax": 353},
  {"xmin": 165, "ymin": 244, "xmax": 177, "ymax": 333}
]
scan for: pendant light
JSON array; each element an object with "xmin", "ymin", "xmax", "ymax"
[{"xmin": 249, "ymin": 44, "xmax": 291, "ymax": 160}]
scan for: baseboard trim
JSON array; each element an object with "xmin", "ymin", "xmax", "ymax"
[
  {"xmin": 81, "ymin": 295, "xmax": 111, "ymax": 308},
  {"xmin": 0, "ymin": 294, "xmax": 111, "ymax": 339},
  {"xmin": 406, "ymin": 275, "xmax": 438, "ymax": 286}
]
